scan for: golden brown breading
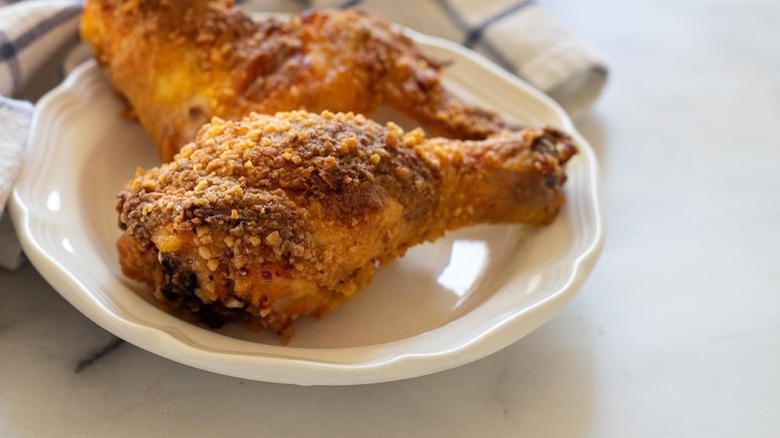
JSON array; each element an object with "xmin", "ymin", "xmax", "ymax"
[
  {"xmin": 116, "ymin": 111, "xmax": 576, "ymax": 338},
  {"xmin": 81, "ymin": 0, "xmax": 520, "ymax": 161}
]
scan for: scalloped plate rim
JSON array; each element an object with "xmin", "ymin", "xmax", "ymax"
[{"xmin": 9, "ymin": 27, "xmax": 603, "ymax": 385}]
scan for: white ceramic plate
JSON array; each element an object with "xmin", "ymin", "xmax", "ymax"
[{"xmin": 10, "ymin": 29, "xmax": 603, "ymax": 385}]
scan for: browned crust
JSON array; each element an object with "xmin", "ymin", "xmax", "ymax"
[
  {"xmin": 82, "ymin": 0, "xmax": 519, "ymax": 161},
  {"xmin": 116, "ymin": 111, "xmax": 575, "ymax": 337}
]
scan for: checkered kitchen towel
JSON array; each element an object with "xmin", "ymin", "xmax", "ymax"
[{"xmin": 0, "ymin": 0, "xmax": 608, "ymax": 270}]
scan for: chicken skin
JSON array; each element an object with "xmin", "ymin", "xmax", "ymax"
[
  {"xmin": 116, "ymin": 111, "xmax": 576, "ymax": 338},
  {"xmin": 81, "ymin": 0, "xmax": 519, "ymax": 162}
]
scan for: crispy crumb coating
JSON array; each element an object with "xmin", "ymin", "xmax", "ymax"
[
  {"xmin": 81, "ymin": 0, "xmax": 519, "ymax": 161},
  {"xmin": 116, "ymin": 111, "xmax": 576, "ymax": 337}
]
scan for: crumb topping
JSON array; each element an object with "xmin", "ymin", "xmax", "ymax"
[{"xmin": 114, "ymin": 109, "xmax": 575, "ymax": 336}]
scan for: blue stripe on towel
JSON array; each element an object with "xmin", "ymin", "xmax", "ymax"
[
  {"xmin": 464, "ymin": 0, "xmax": 534, "ymax": 47},
  {"xmin": 0, "ymin": 4, "xmax": 82, "ymax": 62},
  {"xmin": 338, "ymin": 0, "xmax": 363, "ymax": 8},
  {"xmin": 0, "ymin": 3, "xmax": 82, "ymax": 93},
  {"xmin": 292, "ymin": 0, "xmax": 313, "ymax": 8},
  {"xmin": 431, "ymin": 0, "xmax": 521, "ymax": 75},
  {"xmin": 0, "ymin": 30, "xmax": 22, "ymax": 94}
]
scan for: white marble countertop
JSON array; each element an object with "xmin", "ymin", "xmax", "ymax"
[{"xmin": 2, "ymin": 0, "xmax": 779, "ymax": 436}]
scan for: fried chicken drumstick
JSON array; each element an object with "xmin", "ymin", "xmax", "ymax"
[
  {"xmin": 81, "ymin": 0, "xmax": 519, "ymax": 162},
  {"xmin": 116, "ymin": 111, "xmax": 576, "ymax": 337}
]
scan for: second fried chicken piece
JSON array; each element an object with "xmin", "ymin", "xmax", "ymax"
[
  {"xmin": 116, "ymin": 111, "xmax": 576, "ymax": 338},
  {"xmin": 81, "ymin": 0, "xmax": 519, "ymax": 161}
]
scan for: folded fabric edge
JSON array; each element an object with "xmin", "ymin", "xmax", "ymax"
[
  {"xmin": 548, "ymin": 64, "xmax": 608, "ymax": 120},
  {"xmin": 0, "ymin": 97, "xmax": 33, "ymax": 270},
  {"xmin": 0, "ymin": 97, "xmax": 33, "ymax": 210}
]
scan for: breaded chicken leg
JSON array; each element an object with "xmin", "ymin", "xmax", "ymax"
[
  {"xmin": 81, "ymin": 0, "xmax": 519, "ymax": 161},
  {"xmin": 116, "ymin": 111, "xmax": 576, "ymax": 338}
]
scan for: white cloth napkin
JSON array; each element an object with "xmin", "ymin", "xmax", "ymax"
[
  {"xmin": 0, "ymin": 0, "xmax": 608, "ymax": 270},
  {"xmin": 1, "ymin": 0, "xmax": 82, "ymax": 270}
]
